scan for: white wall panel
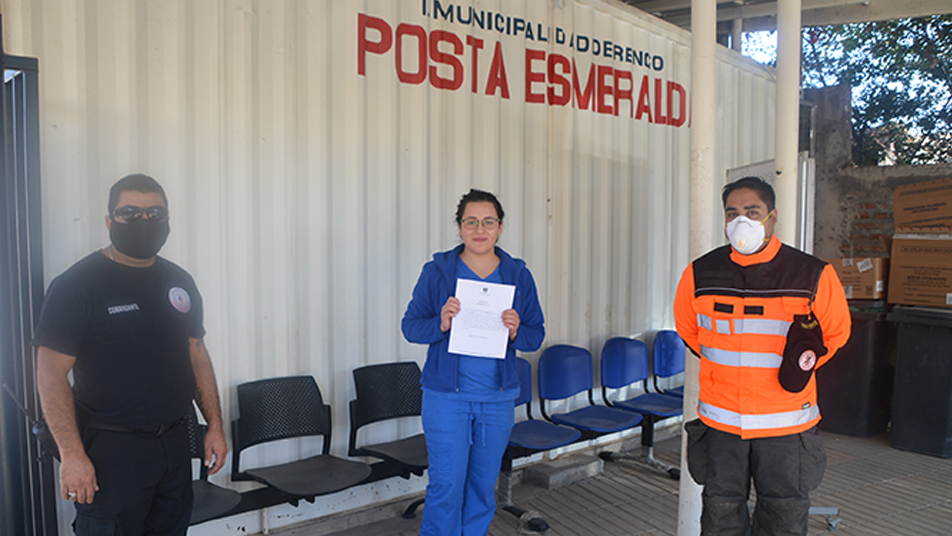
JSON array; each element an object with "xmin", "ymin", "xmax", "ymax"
[{"xmin": 1, "ymin": 0, "xmax": 776, "ymax": 533}]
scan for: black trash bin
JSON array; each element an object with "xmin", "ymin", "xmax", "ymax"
[
  {"xmin": 886, "ymin": 306, "xmax": 952, "ymax": 458},
  {"xmin": 816, "ymin": 306, "xmax": 895, "ymax": 437}
]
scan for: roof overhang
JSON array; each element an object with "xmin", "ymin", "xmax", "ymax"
[{"xmin": 621, "ymin": 0, "xmax": 952, "ymax": 38}]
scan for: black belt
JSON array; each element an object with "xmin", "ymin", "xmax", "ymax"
[{"xmin": 82, "ymin": 415, "xmax": 186, "ymax": 436}]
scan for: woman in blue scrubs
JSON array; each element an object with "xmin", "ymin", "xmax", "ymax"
[{"xmin": 402, "ymin": 189, "xmax": 545, "ymax": 536}]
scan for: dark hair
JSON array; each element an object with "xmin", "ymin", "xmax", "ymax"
[
  {"xmin": 455, "ymin": 189, "xmax": 504, "ymax": 224},
  {"xmin": 722, "ymin": 176, "xmax": 775, "ymax": 212},
  {"xmin": 108, "ymin": 174, "xmax": 168, "ymax": 213}
]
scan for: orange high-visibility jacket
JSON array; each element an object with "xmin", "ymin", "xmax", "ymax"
[{"xmin": 674, "ymin": 236, "xmax": 851, "ymax": 439}]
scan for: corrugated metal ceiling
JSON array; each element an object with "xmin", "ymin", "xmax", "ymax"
[{"xmin": 621, "ymin": 0, "xmax": 952, "ymax": 38}]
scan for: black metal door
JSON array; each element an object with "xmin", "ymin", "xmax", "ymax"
[{"xmin": 0, "ymin": 17, "xmax": 54, "ymax": 536}]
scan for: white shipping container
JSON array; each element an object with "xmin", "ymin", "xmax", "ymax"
[{"xmin": 1, "ymin": 0, "xmax": 776, "ymax": 533}]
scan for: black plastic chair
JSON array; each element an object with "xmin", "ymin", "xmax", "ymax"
[
  {"xmin": 537, "ymin": 344, "xmax": 643, "ymax": 437},
  {"xmin": 349, "ymin": 361, "xmax": 427, "ymax": 518},
  {"xmin": 231, "ymin": 376, "xmax": 372, "ymax": 505},
  {"xmin": 500, "ymin": 357, "xmax": 582, "ymax": 533},
  {"xmin": 651, "ymin": 330, "xmax": 686, "ymax": 398},
  {"xmin": 185, "ymin": 404, "xmax": 242, "ymax": 525},
  {"xmin": 597, "ymin": 337, "xmax": 682, "ymax": 479}
]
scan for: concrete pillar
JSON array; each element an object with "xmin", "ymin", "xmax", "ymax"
[
  {"xmin": 679, "ymin": 1, "xmax": 718, "ymax": 534},
  {"xmin": 731, "ymin": 19, "xmax": 743, "ymax": 51},
  {"xmin": 775, "ymin": 0, "xmax": 802, "ymax": 244}
]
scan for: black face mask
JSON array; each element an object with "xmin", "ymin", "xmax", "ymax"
[{"xmin": 109, "ymin": 218, "xmax": 170, "ymax": 260}]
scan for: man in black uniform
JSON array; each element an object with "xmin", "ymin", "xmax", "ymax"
[{"xmin": 34, "ymin": 174, "xmax": 227, "ymax": 535}]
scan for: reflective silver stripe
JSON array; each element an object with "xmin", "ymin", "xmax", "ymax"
[
  {"xmin": 697, "ymin": 314, "xmax": 712, "ymax": 331},
  {"xmin": 698, "ymin": 316, "xmax": 791, "ymax": 336},
  {"xmin": 699, "ymin": 401, "xmax": 820, "ymax": 431},
  {"xmin": 734, "ymin": 318, "xmax": 790, "ymax": 336},
  {"xmin": 700, "ymin": 346, "xmax": 783, "ymax": 368}
]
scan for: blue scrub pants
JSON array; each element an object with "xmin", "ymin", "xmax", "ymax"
[{"xmin": 420, "ymin": 391, "xmax": 514, "ymax": 536}]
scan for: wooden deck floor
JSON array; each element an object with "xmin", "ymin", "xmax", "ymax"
[{"xmin": 318, "ymin": 431, "xmax": 952, "ymax": 536}]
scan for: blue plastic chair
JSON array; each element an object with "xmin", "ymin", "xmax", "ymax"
[
  {"xmin": 599, "ymin": 337, "xmax": 682, "ymax": 479},
  {"xmin": 500, "ymin": 358, "xmax": 583, "ymax": 533},
  {"xmin": 538, "ymin": 344, "xmax": 642, "ymax": 436},
  {"xmin": 652, "ymin": 330, "xmax": 686, "ymax": 398},
  {"xmin": 510, "ymin": 358, "xmax": 583, "ymax": 450}
]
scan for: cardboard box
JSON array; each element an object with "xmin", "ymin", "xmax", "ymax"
[
  {"xmin": 893, "ymin": 177, "xmax": 952, "ymax": 230},
  {"xmin": 888, "ymin": 234, "xmax": 952, "ymax": 308},
  {"xmin": 826, "ymin": 257, "xmax": 889, "ymax": 300}
]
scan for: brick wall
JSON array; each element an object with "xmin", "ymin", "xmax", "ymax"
[
  {"xmin": 840, "ymin": 201, "xmax": 892, "ymax": 258},
  {"xmin": 808, "ymin": 84, "xmax": 952, "ymax": 260}
]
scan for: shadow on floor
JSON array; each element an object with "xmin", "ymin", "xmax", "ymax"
[{"xmin": 320, "ymin": 431, "xmax": 952, "ymax": 536}]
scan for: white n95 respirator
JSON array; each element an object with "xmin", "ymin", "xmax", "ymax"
[{"xmin": 726, "ymin": 215, "xmax": 768, "ymax": 255}]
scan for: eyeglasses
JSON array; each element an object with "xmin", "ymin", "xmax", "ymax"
[
  {"xmin": 460, "ymin": 218, "xmax": 501, "ymax": 231},
  {"xmin": 111, "ymin": 205, "xmax": 169, "ymax": 223}
]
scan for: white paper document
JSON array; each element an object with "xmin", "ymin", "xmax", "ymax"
[{"xmin": 447, "ymin": 278, "xmax": 516, "ymax": 359}]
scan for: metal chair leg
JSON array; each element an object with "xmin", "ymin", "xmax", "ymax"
[
  {"xmin": 602, "ymin": 414, "xmax": 681, "ymax": 479},
  {"xmin": 498, "ymin": 452, "xmax": 549, "ymax": 533},
  {"xmin": 600, "ymin": 446, "xmax": 681, "ymax": 479},
  {"xmin": 809, "ymin": 506, "xmax": 841, "ymax": 531},
  {"xmin": 747, "ymin": 504, "xmax": 841, "ymax": 531},
  {"xmin": 401, "ymin": 497, "xmax": 425, "ymax": 519}
]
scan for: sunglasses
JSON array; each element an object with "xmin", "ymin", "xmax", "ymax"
[{"xmin": 111, "ymin": 205, "xmax": 169, "ymax": 223}]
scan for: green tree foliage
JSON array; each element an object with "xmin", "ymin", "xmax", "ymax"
[{"xmin": 801, "ymin": 15, "xmax": 951, "ymax": 165}]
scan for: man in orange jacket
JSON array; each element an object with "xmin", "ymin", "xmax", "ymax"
[{"xmin": 674, "ymin": 177, "xmax": 851, "ymax": 535}]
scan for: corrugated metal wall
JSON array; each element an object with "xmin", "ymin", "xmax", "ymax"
[{"xmin": 1, "ymin": 0, "xmax": 776, "ymax": 533}]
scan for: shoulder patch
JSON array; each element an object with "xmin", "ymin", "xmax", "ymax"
[{"xmin": 169, "ymin": 287, "xmax": 191, "ymax": 313}]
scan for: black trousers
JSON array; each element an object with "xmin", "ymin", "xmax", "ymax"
[
  {"xmin": 685, "ymin": 419, "xmax": 827, "ymax": 536},
  {"xmin": 74, "ymin": 422, "xmax": 192, "ymax": 536}
]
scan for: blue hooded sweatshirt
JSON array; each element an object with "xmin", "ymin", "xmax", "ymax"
[{"xmin": 402, "ymin": 245, "xmax": 545, "ymax": 393}]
